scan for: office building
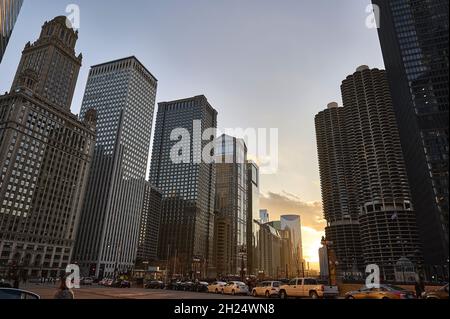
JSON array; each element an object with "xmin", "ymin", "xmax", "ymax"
[
  {"xmin": 246, "ymin": 161, "xmax": 260, "ymax": 276},
  {"xmin": 319, "ymin": 246, "xmax": 329, "ymax": 279},
  {"xmin": 259, "ymin": 209, "xmax": 269, "ymax": 224},
  {"xmin": 136, "ymin": 183, "xmax": 162, "ymax": 265},
  {"xmin": 0, "ymin": 0, "xmax": 23, "ymax": 63},
  {"xmin": 74, "ymin": 56, "xmax": 157, "ymax": 278},
  {"xmin": 315, "ymin": 66, "xmax": 422, "ymax": 280},
  {"xmin": 372, "ymin": 0, "xmax": 449, "ymax": 270},
  {"xmin": 280, "ymin": 215, "xmax": 304, "ymax": 276},
  {"xmin": 150, "ymin": 95, "xmax": 217, "ymax": 278},
  {"xmin": 0, "ymin": 16, "xmax": 96, "ymax": 278},
  {"xmin": 213, "ymin": 135, "xmax": 248, "ymax": 276}
]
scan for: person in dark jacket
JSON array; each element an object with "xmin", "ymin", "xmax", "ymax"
[{"xmin": 54, "ymin": 276, "xmax": 74, "ymax": 299}]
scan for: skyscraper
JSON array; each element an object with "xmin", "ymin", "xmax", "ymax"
[
  {"xmin": 372, "ymin": 0, "xmax": 449, "ymax": 269},
  {"xmin": 246, "ymin": 161, "xmax": 260, "ymax": 276},
  {"xmin": 0, "ymin": 0, "xmax": 23, "ymax": 63},
  {"xmin": 259, "ymin": 209, "xmax": 269, "ymax": 224},
  {"xmin": 136, "ymin": 183, "xmax": 162, "ymax": 265},
  {"xmin": 73, "ymin": 56, "xmax": 157, "ymax": 278},
  {"xmin": 315, "ymin": 66, "xmax": 422, "ymax": 281},
  {"xmin": 315, "ymin": 102, "xmax": 363, "ymax": 277},
  {"xmin": 280, "ymin": 215, "xmax": 304, "ymax": 276},
  {"xmin": 0, "ymin": 16, "xmax": 96, "ymax": 278},
  {"xmin": 213, "ymin": 134, "xmax": 248, "ymax": 276},
  {"xmin": 150, "ymin": 95, "xmax": 217, "ymax": 277},
  {"xmin": 318, "ymin": 246, "xmax": 329, "ymax": 279}
]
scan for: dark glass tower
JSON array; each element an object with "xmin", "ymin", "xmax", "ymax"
[
  {"xmin": 0, "ymin": 0, "xmax": 23, "ymax": 63},
  {"xmin": 372, "ymin": 0, "xmax": 449, "ymax": 268},
  {"xmin": 150, "ymin": 95, "xmax": 217, "ymax": 278},
  {"xmin": 213, "ymin": 134, "xmax": 248, "ymax": 276}
]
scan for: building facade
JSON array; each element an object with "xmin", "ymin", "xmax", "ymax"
[
  {"xmin": 315, "ymin": 66, "xmax": 423, "ymax": 281},
  {"xmin": 0, "ymin": 0, "xmax": 23, "ymax": 63},
  {"xmin": 213, "ymin": 135, "xmax": 248, "ymax": 276},
  {"xmin": 150, "ymin": 95, "xmax": 217, "ymax": 278},
  {"xmin": 318, "ymin": 246, "xmax": 329, "ymax": 279},
  {"xmin": 0, "ymin": 16, "xmax": 96, "ymax": 278},
  {"xmin": 372, "ymin": 0, "xmax": 449, "ymax": 270},
  {"xmin": 136, "ymin": 183, "xmax": 162, "ymax": 265},
  {"xmin": 259, "ymin": 209, "xmax": 269, "ymax": 224},
  {"xmin": 73, "ymin": 56, "xmax": 157, "ymax": 278},
  {"xmin": 315, "ymin": 102, "xmax": 364, "ymax": 277},
  {"xmin": 280, "ymin": 215, "xmax": 304, "ymax": 277},
  {"xmin": 246, "ymin": 161, "xmax": 260, "ymax": 276}
]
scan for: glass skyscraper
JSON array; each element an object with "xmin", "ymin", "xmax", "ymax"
[
  {"xmin": 213, "ymin": 134, "xmax": 248, "ymax": 276},
  {"xmin": 74, "ymin": 56, "xmax": 157, "ymax": 278},
  {"xmin": 0, "ymin": 0, "xmax": 23, "ymax": 63},
  {"xmin": 372, "ymin": 0, "xmax": 449, "ymax": 269},
  {"xmin": 150, "ymin": 95, "xmax": 217, "ymax": 278}
]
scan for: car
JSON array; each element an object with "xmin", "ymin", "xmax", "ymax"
[
  {"xmin": 0, "ymin": 280, "xmax": 12, "ymax": 288},
  {"xmin": 192, "ymin": 281, "xmax": 209, "ymax": 292},
  {"xmin": 112, "ymin": 280, "xmax": 131, "ymax": 288},
  {"xmin": 80, "ymin": 277, "xmax": 94, "ymax": 285},
  {"xmin": 345, "ymin": 285, "xmax": 416, "ymax": 299},
  {"xmin": 104, "ymin": 278, "xmax": 114, "ymax": 287},
  {"xmin": 145, "ymin": 280, "xmax": 165, "ymax": 289},
  {"xmin": 208, "ymin": 281, "xmax": 227, "ymax": 294},
  {"xmin": 165, "ymin": 281, "xmax": 179, "ymax": 290},
  {"xmin": 252, "ymin": 281, "xmax": 282, "ymax": 298},
  {"xmin": 422, "ymin": 284, "xmax": 449, "ymax": 300},
  {"xmin": 181, "ymin": 281, "xmax": 194, "ymax": 291},
  {"xmin": 222, "ymin": 281, "xmax": 250, "ymax": 296},
  {"xmin": 279, "ymin": 278, "xmax": 339, "ymax": 299},
  {"xmin": 0, "ymin": 288, "xmax": 40, "ymax": 299}
]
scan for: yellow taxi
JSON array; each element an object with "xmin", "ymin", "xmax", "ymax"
[{"xmin": 345, "ymin": 284, "xmax": 416, "ymax": 299}]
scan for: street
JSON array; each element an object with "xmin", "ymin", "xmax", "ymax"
[{"xmin": 22, "ymin": 284, "xmax": 258, "ymax": 300}]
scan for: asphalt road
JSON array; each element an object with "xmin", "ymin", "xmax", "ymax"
[{"xmin": 22, "ymin": 284, "xmax": 258, "ymax": 300}]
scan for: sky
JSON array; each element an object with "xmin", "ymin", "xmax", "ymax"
[{"xmin": 0, "ymin": 0, "xmax": 385, "ymax": 267}]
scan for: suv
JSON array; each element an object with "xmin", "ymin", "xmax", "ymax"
[
  {"xmin": 279, "ymin": 278, "xmax": 339, "ymax": 299},
  {"xmin": 252, "ymin": 281, "xmax": 281, "ymax": 298}
]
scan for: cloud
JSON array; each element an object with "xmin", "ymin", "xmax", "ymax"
[{"xmin": 259, "ymin": 191, "xmax": 325, "ymax": 232}]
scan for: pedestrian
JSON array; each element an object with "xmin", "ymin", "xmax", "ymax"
[
  {"xmin": 54, "ymin": 276, "xmax": 74, "ymax": 299},
  {"xmin": 415, "ymin": 274, "xmax": 425, "ymax": 299}
]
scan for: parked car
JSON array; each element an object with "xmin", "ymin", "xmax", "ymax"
[
  {"xmin": 192, "ymin": 281, "xmax": 209, "ymax": 292},
  {"xmin": 0, "ymin": 279, "xmax": 12, "ymax": 288},
  {"xmin": 165, "ymin": 281, "xmax": 179, "ymax": 290},
  {"xmin": 104, "ymin": 279, "xmax": 114, "ymax": 287},
  {"xmin": 345, "ymin": 285, "xmax": 416, "ymax": 299},
  {"xmin": 112, "ymin": 279, "xmax": 131, "ymax": 288},
  {"xmin": 145, "ymin": 280, "xmax": 165, "ymax": 289},
  {"xmin": 80, "ymin": 277, "xmax": 94, "ymax": 285},
  {"xmin": 422, "ymin": 284, "xmax": 449, "ymax": 300},
  {"xmin": 180, "ymin": 281, "xmax": 194, "ymax": 291},
  {"xmin": 279, "ymin": 278, "xmax": 339, "ymax": 299},
  {"xmin": 208, "ymin": 281, "xmax": 227, "ymax": 294},
  {"xmin": 252, "ymin": 281, "xmax": 282, "ymax": 298},
  {"xmin": 0, "ymin": 288, "xmax": 40, "ymax": 299},
  {"xmin": 222, "ymin": 281, "xmax": 250, "ymax": 296}
]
